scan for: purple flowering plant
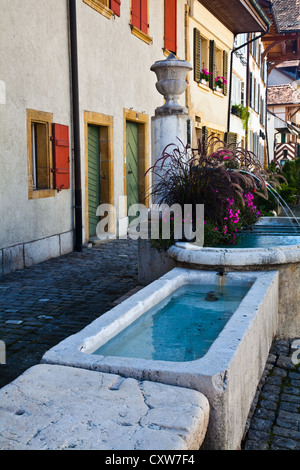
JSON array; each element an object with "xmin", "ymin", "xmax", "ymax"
[
  {"xmin": 199, "ymin": 68, "xmax": 212, "ymax": 81},
  {"xmin": 215, "ymin": 76, "xmax": 227, "ymax": 89},
  {"xmin": 146, "ymin": 136, "xmax": 282, "ymax": 248}
]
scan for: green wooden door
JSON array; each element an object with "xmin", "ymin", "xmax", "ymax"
[
  {"xmin": 126, "ymin": 121, "xmax": 139, "ymax": 223},
  {"xmin": 88, "ymin": 125, "xmax": 100, "ymax": 237}
]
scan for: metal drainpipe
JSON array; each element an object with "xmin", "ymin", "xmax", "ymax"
[
  {"xmin": 246, "ymin": 39, "xmax": 250, "ymax": 149},
  {"xmin": 265, "ymin": 100, "xmax": 270, "ymax": 166},
  {"xmin": 69, "ymin": 0, "xmax": 83, "ymax": 252},
  {"xmin": 185, "ymin": 4, "xmax": 191, "ymax": 114},
  {"xmin": 227, "ymin": 25, "xmax": 270, "ymax": 135}
]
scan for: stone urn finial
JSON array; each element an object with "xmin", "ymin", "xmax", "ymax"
[{"xmin": 150, "ymin": 53, "xmax": 192, "ymax": 116}]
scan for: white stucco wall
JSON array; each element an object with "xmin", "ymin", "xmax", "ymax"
[
  {"xmin": 229, "ymin": 35, "xmax": 247, "ymax": 141},
  {"xmin": 267, "ymin": 112, "xmax": 276, "ymax": 162},
  {"xmin": 268, "ymin": 68, "xmax": 297, "ymax": 87},
  {"xmin": 0, "ymin": 0, "xmax": 73, "ymax": 253},
  {"xmin": 268, "ymin": 105, "xmax": 286, "ymax": 122},
  {"xmin": 248, "ymin": 43, "xmax": 267, "ymax": 164}
]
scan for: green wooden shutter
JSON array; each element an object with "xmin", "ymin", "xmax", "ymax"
[
  {"xmin": 209, "ymin": 40, "xmax": 216, "ymax": 89},
  {"xmin": 88, "ymin": 125, "xmax": 100, "ymax": 238},
  {"xmin": 193, "ymin": 28, "xmax": 201, "ymax": 83},
  {"xmin": 126, "ymin": 121, "xmax": 139, "ymax": 224},
  {"xmin": 225, "ymin": 132, "xmax": 238, "ymax": 147},
  {"xmin": 202, "ymin": 126, "xmax": 208, "ymax": 154},
  {"xmin": 223, "ymin": 50, "xmax": 228, "ymax": 96},
  {"xmin": 249, "ymin": 72, "xmax": 253, "ymax": 108}
]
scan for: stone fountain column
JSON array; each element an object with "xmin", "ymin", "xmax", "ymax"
[
  {"xmin": 137, "ymin": 54, "xmax": 194, "ymax": 286},
  {"xmin": 150, "ymin": 53, "xmax": 193, "ymax": 186}
]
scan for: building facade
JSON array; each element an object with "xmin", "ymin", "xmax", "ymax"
[
  {"xmin": 0, "ymin": 0, "xmax": 270, "ymax": 275},
  {"xmin": 267, "ymin": 84, "xmax": 300, "ymax": 164},
  {"xmin": 247, "ymin": 33, "xmax": 268, "ymax": 165},
  {"xmin": 1, "ymin": 0, "xmax": 183, "ymax": 274}
]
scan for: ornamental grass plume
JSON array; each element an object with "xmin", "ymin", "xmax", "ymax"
[{"xmin": 146, "ymin": 135, "xmax": 283, "ymax": 247}]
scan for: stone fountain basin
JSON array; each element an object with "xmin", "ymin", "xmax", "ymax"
[
  {"xmin": 167, "ymin": 218, "xmax": 300, "ymax": 338},
  {"xmin": 41, "ymin": 268, "xmax": 278, "ymax": 450}
]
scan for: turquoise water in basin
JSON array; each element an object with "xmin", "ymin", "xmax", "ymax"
[
  {"xmin": 218, "ymin": 224, "xmax": 300, "ymax": 248},
  {"xmin": 233, "ymin": 233, "xmax": 300, "ymax": 248},
  {"xmin": 93, "ymin": 283, "xmax": 251, "ymax": 362}
]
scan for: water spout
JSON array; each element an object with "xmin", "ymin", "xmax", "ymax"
[
  {"xmin": 217, "ymin": 268, "xmax": 226, "ymax": 287},
  {"xmin": 237, "ymin": 170, "xmax": 300, "ymax": 228},
  {"xmin": 265, "ymin": 183, "xmax": 300, "ymax": 228}
]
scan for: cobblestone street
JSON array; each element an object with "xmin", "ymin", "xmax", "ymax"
[
  {"xmin": 0, "ymin": 238, "xmax": 299, "ymax": 450},
  {"xmin": 242, "ymin": 339, "xmax": 300, "ymax": 450},
  {"xmin": 0, "ymin": 239, "xmax": 139, "ymax": 389}
]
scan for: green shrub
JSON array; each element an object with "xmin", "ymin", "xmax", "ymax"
[
  {"xmin": 277, "ymin": 183, "xmax": 297, "ymax": 204},
  {"xmin": 268, "ymin": 158, "xmax": 300, "ymax": 206}
]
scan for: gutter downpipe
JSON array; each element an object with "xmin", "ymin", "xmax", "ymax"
[
  {"xmin": 69, "ymin": 0, "xmax": 83, "ymax": 252},
  {"xmin": 246, "ymin": 38, "xmax": 250, "ymax": 150},
  {"xmin": 227, "ymin": 25, "xmax": 270, "ymax": 136},
  {"xmin": 265, "ymin": 88, "xmax": 270, "ymax": 167}
]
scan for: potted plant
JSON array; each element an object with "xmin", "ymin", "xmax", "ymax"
[
  {"xmin": 231, "ymin": 104, "xmax": 250, "ymax": 131},
  {"xmin": 199, "ymin": 68, "xmax": 211, "ymax": 85},
  {"xmin": 214, "ymin": 76, "xmax": 227, "ymax": 92}
]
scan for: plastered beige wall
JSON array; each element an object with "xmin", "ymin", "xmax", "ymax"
[
  {"xmin": 188, "ymin": 1, "xmax": 234, "ymax": 133},
  {"xmin": 76, "ymin": 0, "xmax": 187, "ymax": 239},
  {"xmin": 0, "ymin": 0, "xmax": 73, "ymax": 250},
  {"xmin": 0, "ymin": 0, "xmax": 188, "ymax": 251}
]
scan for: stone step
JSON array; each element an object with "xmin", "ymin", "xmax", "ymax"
[{"xmin": 0, "ymin": 364, "xmax": 209, "ymax": 451}]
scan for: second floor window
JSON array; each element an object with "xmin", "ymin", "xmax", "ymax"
[
  {"xmin": 164, "ymin": 0, "xmax": 177, "ymax": 54},
  {"xmin": 83, "ymin": 0, "xmax": 121, "ymax": 18},
  {"xmin": 110, "ymin": 0, "xmax": 121, "ymax": 16},
  {"xmin": 132, "ymin": 0, "xmax": 148, "ymax": 34},
  {"xmin": 231, "ymin": 74, "xmax": 245, "ymax": 107},
  {"xmin": 193, "ymin": 28, "xmax": 209, "ymax": 83}
]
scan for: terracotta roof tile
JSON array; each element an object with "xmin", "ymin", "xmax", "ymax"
[
  {"xmin": 272, "ymin": 0, "xmax": 300, "ymax": 32},
  {"xmin": 267, "ymin": 84, "xmax": 300, "ymax": 104}
]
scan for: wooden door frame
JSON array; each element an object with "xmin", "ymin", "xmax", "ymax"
[
  {"xmin": 84, "ymin": 111, "xmax": 114, "ymax": 242},
  {"xmin": 123, "ymin": 109, "xmax": 150, "ymax": 219}
]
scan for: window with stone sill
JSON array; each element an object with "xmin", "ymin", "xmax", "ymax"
[
  {"xmin": 130, "ymin": 0, "xmax": 152, "ymax": 44},
  {"xmin": 83, "ymin": 0, "xmax": 120, "ymax": 19},
  {"xmin": 164, "ymin": 0, "xmax": 177, "ymax": 55},
  {"xmin": 27, "ymin": 110, "xmax": 70, "ymax": 199},
  {"xmin": 27, "ymin": 109, "xmax": 54, "ymax": 199},
  {"xmin": 193, "ymin": 28, "xmax": 209, "ymax": 84}
]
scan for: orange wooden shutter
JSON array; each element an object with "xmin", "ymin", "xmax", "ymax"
[
  {"xmin": 164, "ymin": 0, "xmax": 176, "ymax": 53},
  {"xmin": 140, "ymin": 0, "xmax": 148, "ymax": 34},
  {"xmin": 110, "ymin": 0, "xmax": 121, "ymax": 16},
  {"xmin": 132, "ymin": 0, "xmax": 141, "ymax": 29},
  {"xmin": 52, "ymin": 123, "xmax": 70, "ymax": 190}
]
